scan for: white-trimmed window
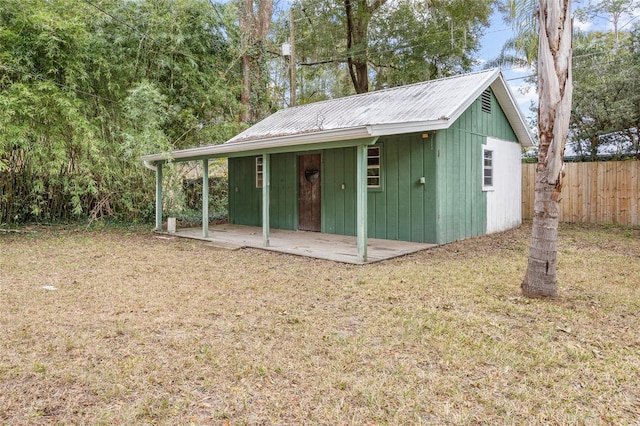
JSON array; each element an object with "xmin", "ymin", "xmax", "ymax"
[
  {"xmin": 367, "ymin": 146, "xmax": 381, "ymax": 188},
  {"xmin": 483, "ymin": 147, "xmax": 494, "ymax": 190},
  {"xmin": 256, "ymin": 156, "xmax": 263, "ymax": 188}
]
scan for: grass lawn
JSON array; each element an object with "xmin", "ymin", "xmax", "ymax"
[{"xmin": 1, "ymin": 222, "xmax": 639, "ymax": 425}]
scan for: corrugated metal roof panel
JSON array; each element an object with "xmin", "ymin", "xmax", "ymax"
[
  {"xmin": 228, "ymin": 69, "xmax": 499, "ymax": 143},
  {"xmin": 141, "ymin": 68, "xmax": 534, "ymax": 166}
]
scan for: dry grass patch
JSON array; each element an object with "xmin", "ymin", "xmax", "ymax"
[{"xmin": 1, "ymin": 222, "xmax": 639, "ymax": 425}]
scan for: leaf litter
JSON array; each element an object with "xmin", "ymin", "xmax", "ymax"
[{"xmin": 0, "ymin": 221, "xmax": 639, "ymax": 424}]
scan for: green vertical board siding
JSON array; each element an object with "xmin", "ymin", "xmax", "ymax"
[
  {"xmin": 476, "ymin": 88, "xmax": 518, "ymax": 140},
  {"xmin": 384, "ymin": 140, "xmax": 399, "ymax": 239},
  {"xmin": 228, "ymin": 154, "xmax": 297, "ymax": 229},
  {"xmin": 322, "ymin": 147, "xmax": 356, "ymax": 235},
  {"xmin": 436, "ymin": 118, "xmax": 485, "ymax": 244},
  {"xmin": 434, "ymin": 88, "xmax": 519, "ymax": 244},
  {"xmin": 321, "ymin": 149, "xmax": 337, "ymax": 234},
  {"xmin": 228, "ymin": 156, "xmax": 261, "ymax": 226},
  {"xmin": 435, "ymin": 127, "xmax": 485, "ymax": 244},
  {"xmin": 270, "ymin": 153, "xmax": 297, "ymax": 230},
  {"xmin": 227, "ymin": 88, "xmax": 518, "ymax": 245},
  {"xmin": 412, "ymin": 137, "xmax": 426, "ymax": 241},
  {"xmin": 397, "ymin": 139, "xmax": 412, "ymax": 241},
  {"xmin": 370, "ymin": 142, "xmax": 387, "ymax": 240},
  {"xmin": 423, "ymin": 136, "xmax": 438, "ymax": 243},
  {"xmin": 366, "ymin": 134, "xmax": 437, "ymax": 243}
]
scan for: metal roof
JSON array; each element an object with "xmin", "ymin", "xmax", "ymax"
[{"xmin": 142, "ymin": 68, "xmax": 533, "ymax": 166}]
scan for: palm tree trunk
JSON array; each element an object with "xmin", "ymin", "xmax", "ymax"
[{"xmin": 522, "ymin": 0, "xmax": 573, "ymax": 298}]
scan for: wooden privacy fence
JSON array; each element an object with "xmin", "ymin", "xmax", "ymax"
[{"xmin": 522, "ymin": 161, "xmax": 640, "ymax": 226}]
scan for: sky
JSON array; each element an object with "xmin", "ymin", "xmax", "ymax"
[
  {"xmin": 477, "ymin": 2, "xmax": 640, "ymax": 121},
  {"xmin": 475, "ymin": 11, "xmax": 537, "ymax": 121},
  {"xmin": 276, "ymin": 0, "xmax": 640, "ymax": 121}
]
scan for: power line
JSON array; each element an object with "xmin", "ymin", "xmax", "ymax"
[
  {"xmin": 80, "ymin": 0, "xmax": 142, "ymax": 38},
  {"xmin": 618, "ymin": 14, "xmax": 640, "ymax": 30},
  {"xmin": 505, "ymin": 55, "xmax": 636, "ymax": 81},
  {"xmin": 79, "ymin": 0, "xmax": 227, "ymax": 74},
  {"xmin": 296, "ymin": 29, "xmax": 483, "ymax": 66},
  {"xmin": 300, "ymin": 31, "xmax": 632, "ymax": 72},
  {"xmin": 289, "ymin": 10, "xmax": 518, "ymax": 66},
  {"xmin": 295, "ymin": 29, "xmax": 625, "ymax": 74},
  {"xmin": 506, "ymin": 74, "xmax": 534, "ymax": 81},
  {"xmin": 0, "ymin": 62, "xmax": 118, "ymax": 103},
  {"xmin": 288, "ymin": 0, "xmax": 639, "ymax": 68}
]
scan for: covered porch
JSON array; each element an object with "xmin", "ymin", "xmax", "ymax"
[
  {"xmin": 162, "ymin": 224, "xmax": 435, "ymax": 264},
  {"xmin": 143, "ymin": 133, "xmax": 381, "ymax": 263}
]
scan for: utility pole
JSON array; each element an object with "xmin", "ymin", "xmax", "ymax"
[{"xmin": 289, "ymin": 8, "xmax": 296, "ymax": 106}]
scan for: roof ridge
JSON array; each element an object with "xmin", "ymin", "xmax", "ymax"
[{"xmin": 279, "ymin": 68, "xmax": 501, "ymax": 113}]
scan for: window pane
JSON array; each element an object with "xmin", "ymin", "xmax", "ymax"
[
  {"xmin": 256, "ymin": 157, "xmax": 263, "ymax": 188},
  {"xmin": 483, "ymin": 149, "xmax": 493, "ymax": 189},
  {"xmin": 367, "ymin": 146, "xmax": 381, "ymax": 188}
]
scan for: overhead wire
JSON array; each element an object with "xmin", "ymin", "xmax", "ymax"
[
  {"xmin": 293, "ymin": 15, "xmax": 630, "ymax": 77},
  {"xmin": 79, "ymin": 0, "xmax": 228, "ymax": 74},
  {"xmin": 286, "ymin": 0, "xmax": 517, "ymax": 61},
  {"xmin": 297, "ymin": 22, "xmax": 630, "ymax": 69},
  {"xmin": 1, "ymin": 0, "xmax": 243, "ymax": 105},
  {"xmin": 6, "ymin": 1, "xmax": 634, "ymax": 100},
  {"xmin": 0, "ymin": 62, "xmax": 118, "ymax": 103},
  {"xmin": 292, "ymin": 12, "xmax": 514, "ymax": 62},
  {"xmin": 504, "ymin": 48, "xmax": 636, "ymax": 81},
  {"xmin": 295, "ymin": 27, "xmax": 505, "ymax": 66},
  {"xmin": 286, "ymin": 0, "xmax": 639, "ymax": 69}
]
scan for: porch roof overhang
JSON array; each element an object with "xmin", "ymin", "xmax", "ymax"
[
  {"xmin": 141, "ymin": 126, "xmax": 383, "ymax": 170},
  {"xmin": 140, "ymin": 120, "xmax": 452, "ymax": 170}
]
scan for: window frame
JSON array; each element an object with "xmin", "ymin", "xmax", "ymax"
[
  {"xmin": 367, "ymin": 145, "xmax": 382, "ymax": 189},
  {"xmin": 256, "ymin": 156, "xmax": 263, "ymax": 188},
  {"xmin": 482, "ymin": 147, "xmax": 494, "ymax": 191}
]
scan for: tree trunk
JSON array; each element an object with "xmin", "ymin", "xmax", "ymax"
[
  {"xmin": 238, "ymin": 0, "xmax": 273, "ymax": 123},
  {"xmin": 522, "ymin": 0, "xmax": 573, "ymax": 298},
  {"xmin": 344, "ymin": 0, "xmax": 386, "ymax": 94},
  {"xmin": 240, "ymin": 54, "xmax": 252, "ymax": 122}
]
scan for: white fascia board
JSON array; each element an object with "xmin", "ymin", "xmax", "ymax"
[
  {"xmin": 440, "ymin": 69, "xmax": 502, "ymax": 129},
  {"xmin": 490, "ymin": 74, "xmax": 535, "ymax": 147},
  {"xmin": 369, "ymin": 120, "xmax": 451, "ymax": 136},
  {"xmin": 141, "ymin": 126, "xmax": 373, "ymax": 164},
  {"xmin": 374, "ymin": 70, "xmax": 501, "ymax": 138}
]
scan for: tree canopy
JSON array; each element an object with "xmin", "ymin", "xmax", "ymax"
[
  {"xmin": 283, "ymin": 0, "xmax": 494, "ymax": 100},
  {"xmin": 0, "ymin": 0, "xmax": 242, "ymax": 223},
  {"xmin": 569, "ymin": 26, "xmax": 640, "ymax": 160},
  {"xmin": 6, "ymin": 0, "xmax": 638, "ymax": 226}
]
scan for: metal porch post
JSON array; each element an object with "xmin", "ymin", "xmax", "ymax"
[
  {"xmin": 262, "ymin": 153, "xmax": 270, "ymax": 247},
  {"xmin": 202, "ymin": 159, "xmax": 209, "ymax": 238},
  {"xmin": 356, "ymin": 144, "xmax": 368, "ymax": 262},
  {"xmin": 155, "ymin": 162, "xmax": 163, "ymax": 231}
]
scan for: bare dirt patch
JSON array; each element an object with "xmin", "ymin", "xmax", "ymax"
[{"xmin": 1, "ymin": 222, "xmax": 639, "ymax": 424}]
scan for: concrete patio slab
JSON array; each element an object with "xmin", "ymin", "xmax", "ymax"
[{"xmin": 164, "ymin": 224, "xmax": 435, "ymax": 264}]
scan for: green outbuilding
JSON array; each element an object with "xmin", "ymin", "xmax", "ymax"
[{"xmin": 142, "ymin": 68, "xmax": 534, "ymax": 262}]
